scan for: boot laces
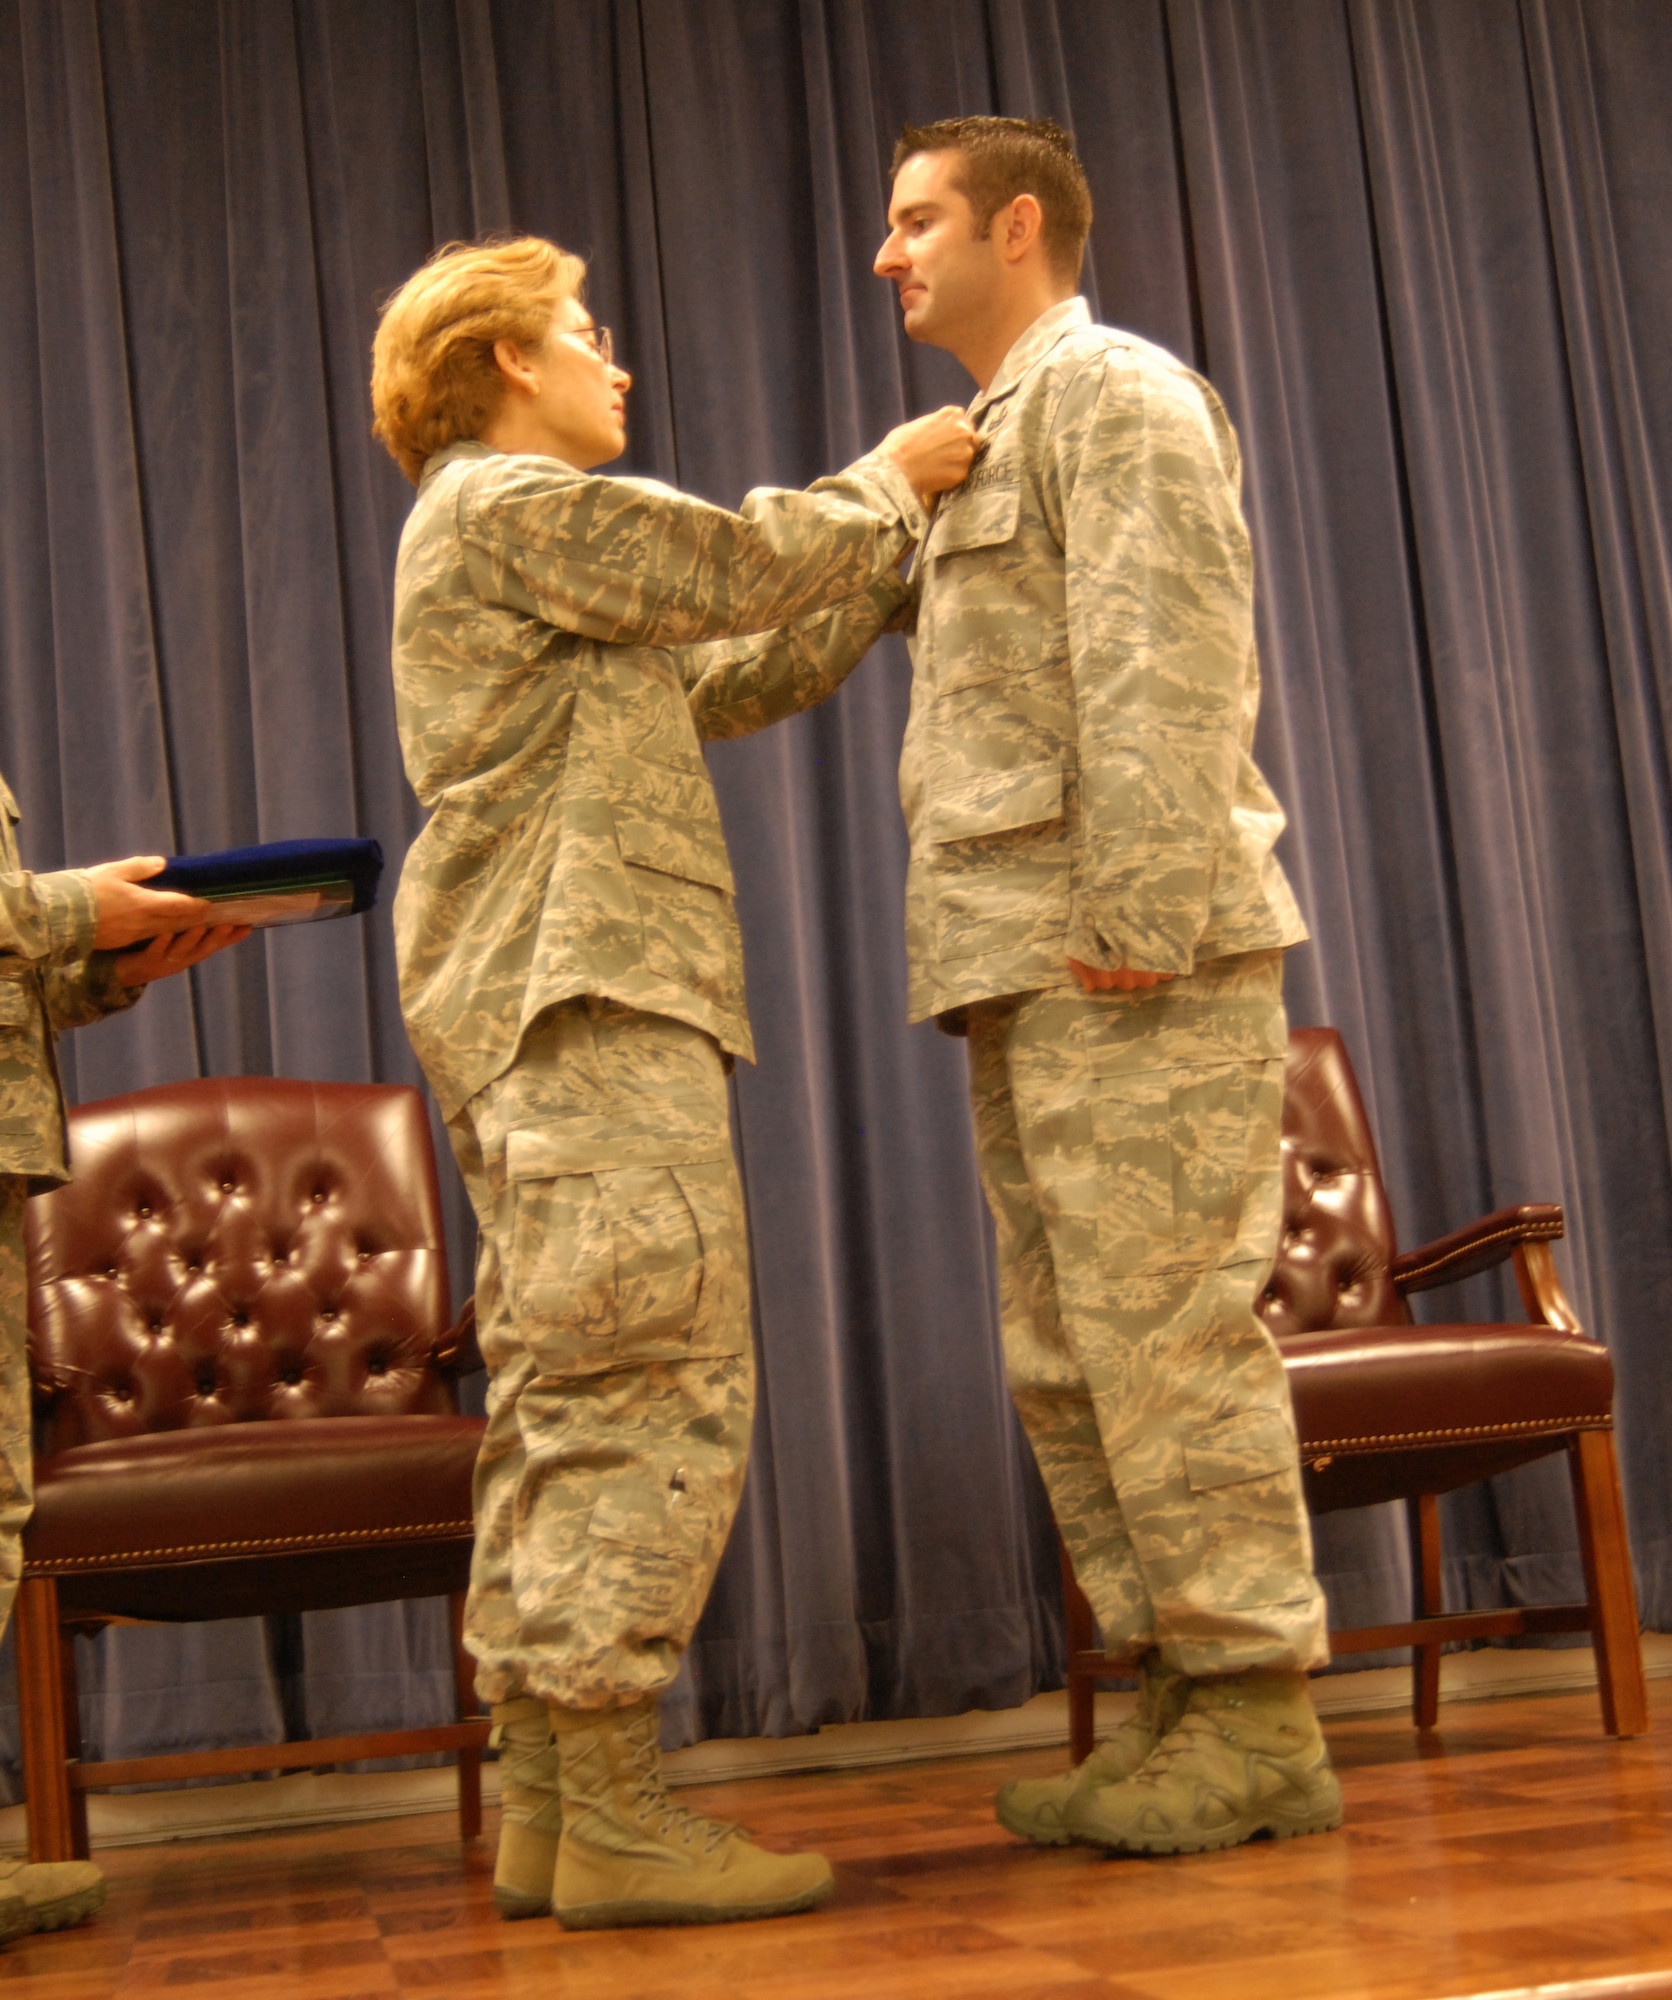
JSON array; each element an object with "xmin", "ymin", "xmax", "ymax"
[
  {"xmin": 1104, "ymin": 1711, "xmax": 1152, "ymax": 1759},
  {"xmin": 623, "ymin": 1717, "xmax": 739, "ymax": 1854},
  {"xmin": 1131, "ymin": 1709, "xmax": 1225, "ymax": 1782},
  {"xmin": 503, "ymin": 1738, "xmax": 563, "ymax": 1793}
]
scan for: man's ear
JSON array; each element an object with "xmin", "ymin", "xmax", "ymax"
[
  {"xmin": 491, "ymin": 336, "xmax": 537, "ymax": 399},
  {"xmin": 998, "ymin": 193, "xmax": 1045, "ymax": 266}
]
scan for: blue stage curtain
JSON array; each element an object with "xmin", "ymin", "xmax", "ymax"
[{"xmin": 0, "ymin": 0, "xmax": 1669, "ymax": 1782}]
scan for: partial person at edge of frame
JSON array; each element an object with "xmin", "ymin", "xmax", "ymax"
[
  {"xmin": 367, "ymin": 235, "xmax": 974, "ymax": 1933},
  {"xmin": 0, "ymin": 818, "xmax": 248, "ymax": 1946},
  {"xmin": 871, "ymin": 117, "xmax": 1339, "ymax": 1855}
]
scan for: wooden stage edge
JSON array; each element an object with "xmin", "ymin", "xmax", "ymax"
[{"xmin": 5, "ymin": 1676, "xmax": 1672, "ymax": 1997}]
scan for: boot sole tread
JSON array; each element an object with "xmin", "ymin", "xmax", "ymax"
[
  {"xmin": 993, "ymin": 1798, "xmax": 1077, "ymax": 1847},
  {"xmin": 23, "ymin": 1887, "xmax": 106, "ymax": 1934},
  {"xmin": 493, "ymin": 1888, "xmax": 552, "ymax": 1920},
  {"xmin": 555, "ymin": 1881, "xmax": 834, "ymax": 1929},
  {"xmin": 1083, "ymin": 1809, "xmax": 1343, "ymax": 1856}
]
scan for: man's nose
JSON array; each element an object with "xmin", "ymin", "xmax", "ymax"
[{"xmin": 874, "ymin": 231, "xmax": 904, "ymax": 276}]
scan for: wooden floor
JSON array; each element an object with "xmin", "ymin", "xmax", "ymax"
[{"xmin": 8, "ymin": 1682, "xmax": 1672, "ymax": 1999}]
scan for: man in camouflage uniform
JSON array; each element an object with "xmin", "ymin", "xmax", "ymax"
[
  {"xmin": 0, "ymin": 779, "xmax": 240, "ymax": 1940},
  {"xmin": 371, "ymin": 237, "xmax": 973, "ymax": 1927},
  {"xmin": 874, "ymin": 118, "xmax": 1341, "ymax": 1854}
]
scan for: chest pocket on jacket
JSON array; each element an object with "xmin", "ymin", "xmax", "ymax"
[
  {"xmin": 922, "ymin": 483, "xmax": 1041, "ymax": 694},
  {"xmin": 931, "ymin": 483, "xmax": 1021, "ymax": 559},
  {"xmin": 930, "ymin": 760, "xmax": 1063, "ymax": 844}
]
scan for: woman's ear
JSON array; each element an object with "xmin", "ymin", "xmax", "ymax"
[{"xmin": 492, "ymin": 336, "xmax": 539, "ymax": 400}]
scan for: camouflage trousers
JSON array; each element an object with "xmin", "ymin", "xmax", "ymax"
[
  {"xmin": 447, "ymin": 999, "xmax": 754, "ymax": 1711},
  {"xmin": 0, "ymin": 1178, "xmax": 31, "ymax": 1639},
  {"xmin": 965, "ymin": 951, "xmax": 1328, "ymax": 1677}
]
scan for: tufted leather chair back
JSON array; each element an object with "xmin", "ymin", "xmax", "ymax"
[
  {"xmin": 1257, "ymin": 1028, "xmax": 1407, "ymax": 1340},
  {"xmin": 25, "ymin": 1077, "xmax": 458, "ymax": 1457}
]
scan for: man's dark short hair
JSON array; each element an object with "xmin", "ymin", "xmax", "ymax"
[{"xmin": 891, "ymin": 116, "xmax": 1092, "ymax": 283}]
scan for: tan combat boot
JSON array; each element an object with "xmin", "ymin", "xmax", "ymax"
[
  {"xmin": 548, "ymin": 1698, "xmax": 833, "ymax": 1928},
  {"xmin": 490, "ymin": 1696, "xmax": 564, "ymax": 1919},
  {"xmin": 0, "ymin": 1857, "xmax": 105, "ymax": 1937},
  {"xmin": 0, "ymin": 1882, "xmax": 28, "ymax": 1948},
  {"xmin": 995, "ymin": 1650, "xmax": 1189, "ymax": 1845},
  {"xmin": 1064, "ymin": 1668, "xmax": 1342, "ymax": 1855}
]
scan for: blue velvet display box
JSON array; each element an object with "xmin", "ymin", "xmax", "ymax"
[{"xmin": 150, "ymin": 838, "xmax": 384, "ymax": 929}]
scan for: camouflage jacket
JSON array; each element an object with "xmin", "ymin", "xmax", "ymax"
[
  {"xmin": 0, "ymin": 775, "xmax": 140, "ymax": 1188},
  {"xmin": 900, "ymin": 298, "xmax": 1308, "ymax": 1023},
  {"xmin": 392, "ymin": 441, "xmax": 924, "ymax": 1117}
]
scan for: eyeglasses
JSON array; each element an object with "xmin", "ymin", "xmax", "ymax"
[{"xmin": 568, "ymin": 324, "xmax": 614, "ymax": 367}]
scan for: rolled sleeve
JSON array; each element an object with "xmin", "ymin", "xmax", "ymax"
[
  {"xmin": 685, "ymin": 572, "xmax": 911, "ymax": 742},
  {"xmin": 44, "ymin": 951, "xmax": 145, "ymax": 1031},
  {"xmin": 841, "ymin": 451, "xmax": 931, "ymax": 546},
  {"xmin": 459, "ymin": 451, "xmax": 922, "ymax": 649}
]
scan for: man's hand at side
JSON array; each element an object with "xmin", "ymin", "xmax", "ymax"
[
  {"xmin": 877, "ymin": 407, "xmax": 978, "ymax": 509},
  {"xmin": 1067, "ymin": 958, "xmax": 1176, "ymax": 994}
]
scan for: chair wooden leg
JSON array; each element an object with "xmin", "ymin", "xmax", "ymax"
[
  {"xmin": 1569, "ymin": 1429, "xmax": 1648, "ymax": 1738},
  {"xmin": 1408, "ymin": 1493, "xmax": 1443, "ymax": 1730},
  {"xmin": 1059, "ymin": 1537, "xmax": 1097, "ymax": 1766},
  {"xmin": 58, "ymin": 1623, "xmax": 90, "ymax": 1859},
  {"xmin": 15, "ymin": 1577, "xmax": 77, "ymax": 1863},
  {"xmin": 449, "ymin": 1591, "xmax": 482, "ymax": 1841}
]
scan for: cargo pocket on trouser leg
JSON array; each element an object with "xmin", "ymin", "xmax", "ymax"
[
  {"xmin": 503, "ymin": 1130, "xmax": 747, "ymax": 1372},
  {"xmin": 595, "ymin": 1168, "xmax": 705, "ymax": 1350},
  {"xmin": 579, "ymin": 1469, "xmax": 730, "ymax": 1696},
  {"xmin": 658, "ymin": 1159, "xmax": 750, "ymax": 1359},
  {"xmin": 504, "ymin": 1156, "xmax": 619, "ymax": 1372},
  {"xmin": 1117, "ymin": 1406, "xmax": 1323, "ymax": 1669},
  {"xmin": 1093, "ymin": 1063, "xmax": 1256, "ymax": 1285}
]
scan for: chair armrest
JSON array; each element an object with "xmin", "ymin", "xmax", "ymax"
[
  {"xmin": 1510, "ymin": 1238, "xmax": 1584, "ymax": 1332},
  {"xmin": 1391, "ymin": 1204, "xmax": 1564, "ymax": 1294},
  {"xmin": 435, "ymin": 1296, "xmax": 483, "ymax": 1377}
]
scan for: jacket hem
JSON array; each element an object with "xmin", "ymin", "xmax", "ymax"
[
  {"xmin": 412, "ymin": 977, "xmax": 755, "ymax": 1123},
  {"xmin": 907, "ymin": 930, "xmax": 1307, "ymax": 1028}
]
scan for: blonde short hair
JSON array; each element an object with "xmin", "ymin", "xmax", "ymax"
[{"xmin": 370, "ymin": 236, "xmax": 587, "ymax": 483}]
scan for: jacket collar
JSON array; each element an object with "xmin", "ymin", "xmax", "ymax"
[
  {"xmin": 968, "ymin": 297, "xmax": 1091, "ymax": 425},
  {"xmin": 420, "ymin": 439, "xmax": 496, "ymax": 484}
]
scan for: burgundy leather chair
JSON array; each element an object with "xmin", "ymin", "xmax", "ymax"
[
  {"xmin": 17, "ymin": 1077, "xmax": 490, "ymax": 1863},
  {"xmin": 1064, "ymin": 1026, "xmax": 1646, "ymax": 1759}
]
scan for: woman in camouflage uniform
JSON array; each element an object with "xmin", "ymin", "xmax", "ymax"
[{"xmin": 370, "ymin": 237, "xmax": 972, "ymax": 1930}]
